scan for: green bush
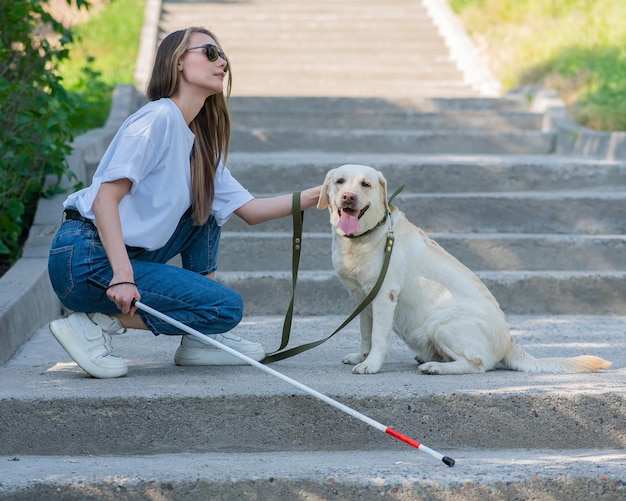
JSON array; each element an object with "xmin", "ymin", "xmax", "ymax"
[
  {"xmin": 450, "ymin": 0, "xmax": 626, "ymax": 131},
  {"xmin": 0, "ymin": 0, "xmax": 86, "ymax": 269}
]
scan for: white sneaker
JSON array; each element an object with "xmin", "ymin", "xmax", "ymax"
[
  {"xmin": 49, "ymin": 312, "xmax": 128, "ymax": 378},
  {"xmin": 88, "ymin": 312, "xmax": 126, "ymax": 335},
  {"xmin": 174, "ymin": 333, "xmax": 265, "ymax": 366}
]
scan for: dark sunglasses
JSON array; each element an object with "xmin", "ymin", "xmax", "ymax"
[{"xmin": 186, "ymin": 44, "xmax": 228, "ymax": 64}]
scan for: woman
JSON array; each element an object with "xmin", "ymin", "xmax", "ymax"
[{"xmin": 47, "ymin": 27, "xmax": 321, "ymax": 378}]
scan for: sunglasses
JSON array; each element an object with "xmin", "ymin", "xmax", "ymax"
[{"xmin": 186, "ymin": 44, "xmax": 228, "ymax": 66}]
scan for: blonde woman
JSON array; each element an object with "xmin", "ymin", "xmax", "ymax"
[{"xmin": 48, "ymin": 27, "xmax": 321, "ymax": 378}]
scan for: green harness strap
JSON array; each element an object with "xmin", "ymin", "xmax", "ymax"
[{"xmin": 263, "ymin": 185, "xmax": 404, "ymax": 364}]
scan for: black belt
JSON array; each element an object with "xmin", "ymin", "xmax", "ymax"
[
  {"xmin": 64, "ymin": 208, "xmax": 96, "ymax": 228},
  {"xmin": 63, "ymin": 208, "xmax": 145, "ymax": 252}
]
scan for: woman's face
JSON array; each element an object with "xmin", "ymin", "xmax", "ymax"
[{"xmin": 178, "ymin": 32, "xmax": 228, "ymax": 97}]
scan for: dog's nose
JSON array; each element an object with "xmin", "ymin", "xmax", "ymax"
[{"xmin": 342, "ymin": 192, "xmax": 356, "ymax": 203}]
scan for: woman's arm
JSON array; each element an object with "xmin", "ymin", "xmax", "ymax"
[
  {"xmin": 235, "ymin": 185, "xmax": 322, "ymax": 225},
  {"xmin": 92, "ymin": 178, "xmax": 140, "ymax": 315}
]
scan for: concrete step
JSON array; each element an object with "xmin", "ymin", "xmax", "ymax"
[
  {"xmin": 3, "ymin": 449, "xmax": 624, "ymax": 500},
  {"xmin": 232, "ymin": 109, "xmax": 543, "ymax": 131},
  {"xmin": 225, "ymin": 36, "xmax": 451, "ymax": 51},
  {"xmin": 1, "ymin": 315, "xmax": 623, "ymax": 455},
  {"xmin": 217, "ymin": 232, "xmax": 626, "ymax": 272},
  {"xmin": 230, "ymin": 57, "xmax": 463, "ymax": 74},
  {"xmin": 2, "ymin": 382, "xmax": 624, "ymax": 452},
  {"xmin": 226, "ymin": 152, "xmax": 626, "ymax": 193},
  {"xmin": 230, "ymin": 81, "xmax": 481, "ymax": 98},
  {"xmin": 225, "ymin": 191, "xmax": 626, "ymax": 235},
  {"xmin": 227, "ymin": 96, "xmax": 531, "ymax": 114},
  {"xmin": 230, "ymin": 128, "xmax": 555, "ymax": 154},
  {"xmin": 227, "ymin": 95, "xmax": 540, "ymax": 130},
  {"xmin": 165, "ymin": 3, "xmax": 434, "ymax": 22},
  {"xmin": 217, "ymin": 271, "xmax": 626, "ymax": 316},
  {"xmin": 168, "ymin": 6, "xmax": 435, "ymax": 21}
]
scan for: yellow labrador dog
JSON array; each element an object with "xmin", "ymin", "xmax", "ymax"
[{"xmin": 318, "ymin": 164, "xmax": 612, "ymax": 375}]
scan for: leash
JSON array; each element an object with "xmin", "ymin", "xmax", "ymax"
[{"xmin": 263, "ymin": 185, "xmax": 404, "ymax": 364}]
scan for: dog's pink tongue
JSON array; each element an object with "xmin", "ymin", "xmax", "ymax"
[{"xmin": 338, "ymin": 210, "xmax": 360, "ymax": 235}]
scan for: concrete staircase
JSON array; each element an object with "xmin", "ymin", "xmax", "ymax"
[
  {"xmin": 1, "ymin": 0, "xmax": 624, "ymax": 499},
  {"xmin": 157, "ymin": 0, "xmax": 480, "ymax": 98}
]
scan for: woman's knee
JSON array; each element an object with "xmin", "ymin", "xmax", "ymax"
[
  {"xmin": 190, "ymin": 283, "xmax": 243, "ymax": 332},
  {"xmin": 220, "ymin": 288, "xmax": 244, "ymax": 330}
]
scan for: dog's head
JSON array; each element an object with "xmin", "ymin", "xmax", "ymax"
[{"xmin": 317, "ymin": 164, "xmax": 389, "ymax": 237}]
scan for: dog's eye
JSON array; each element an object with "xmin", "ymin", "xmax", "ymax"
[
  {"xmin": 361, "ymin": 181, "xmax": 372, "ymax": 188},
  {"xmin": 336, "ymin": 178, "xmax": 345, "ymax": 185}
]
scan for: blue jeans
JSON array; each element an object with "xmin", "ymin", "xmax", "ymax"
[{"xmin": 48, "ymin": 209, "xmax": 243, "ymax": 336}]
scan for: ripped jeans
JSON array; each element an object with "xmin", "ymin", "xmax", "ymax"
[{"xmin": 47, "ymin": 209, "xmax": 243, "ymax": 336}]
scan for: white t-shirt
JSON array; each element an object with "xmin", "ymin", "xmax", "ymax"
[{"xmin": 65, "ymin": 98, "xmax": 253, "ymax": 250}]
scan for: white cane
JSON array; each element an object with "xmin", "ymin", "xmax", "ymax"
[{"xmin": 133, "ymin": 300, "xmax": 455, "ymax": 467}]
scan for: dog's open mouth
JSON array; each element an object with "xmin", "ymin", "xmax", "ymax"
[{"xmin": 337, "ymin": 205, "xmax": 369, "ymax": 235}]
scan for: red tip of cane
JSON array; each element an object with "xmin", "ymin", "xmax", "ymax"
[{"xmin": 385, "ymin": 427, "xmax": 421, "ymax": 449}]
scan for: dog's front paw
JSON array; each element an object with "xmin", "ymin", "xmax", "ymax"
[
  {"xmin": 352, "ymin": 358, "xmax": 383, "ymax": 375},
  {"xmin": 342, "ymin": 352, "xmax": 367, "ymax": 365},
  {"xmin": 418, "ymin": 362, "xmax": 442, "ymax": 375}
]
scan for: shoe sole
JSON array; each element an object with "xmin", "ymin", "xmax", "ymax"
[
  {"xmin": 174, "ymin": 346, "xmax": 266, "ymax": 366},
  {"xmin": 49, "ymin": 319, "xmax": 128, "ymax": 378}
]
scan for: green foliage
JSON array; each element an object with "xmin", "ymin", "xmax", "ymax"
[
  {"xmin": 522, "ymin": 45, "xmax": 626, "ymax": 131},
  {"xmin": 58, "ymin": 0, "xmax": 146, "ymax": 133},
  {"xmin": 64, "ymin": 58, "xmax": 113, "ymax": 134},
  {"xmin": 449, "ymin": 0, "xmax": 485, "ymax": 11},
  {"xmin": 0, "ymin": 0, "xmax": 84, "ymax": 264},
  {"xmin": 450, "ymin": 0, "xmax": 626, "ymax": 131}
]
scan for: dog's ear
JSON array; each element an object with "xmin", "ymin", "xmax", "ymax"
[
  {"xmin": 378, "ymin": 171, "xmax": 390, "ymax": 212},
  {"xmin": 317, "ymin": 170, "xmax": 334, "ymax": 209}
]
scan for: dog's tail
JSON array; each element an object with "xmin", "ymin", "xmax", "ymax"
[{"xmin": 501, "ymin": 343, "xmax": 612, "ymax": 373}]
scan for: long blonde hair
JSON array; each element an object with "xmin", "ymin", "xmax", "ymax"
[{"xmin": 146, "ymin": 27, "xmax": 232, "ymax": 225}]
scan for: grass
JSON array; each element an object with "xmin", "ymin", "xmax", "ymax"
[
  {"xmin": 449, "ymin": 0, "xmax": 626, "ymax": 131},
  {"xmin": 57, "ymin": 0, "xmax": 146, "ymax": 132}
]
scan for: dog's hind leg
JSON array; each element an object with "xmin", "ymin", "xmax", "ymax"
[
  {"xmin": 418, "ymin": 358, "xmax": 485, "ymax": 375},
  {"xmin": 416, "ymin": 320, "xmax": 500, "ymax": 375}
]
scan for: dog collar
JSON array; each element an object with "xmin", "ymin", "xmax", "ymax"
[{"xmin": 343, "ymin": 213, "xmax": 388, "ymax": 239}]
